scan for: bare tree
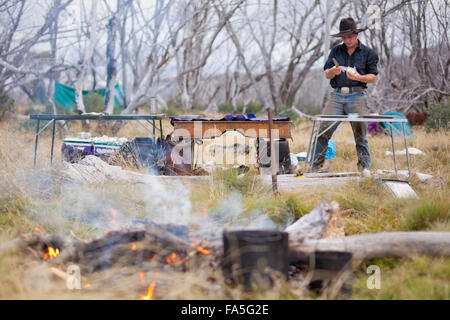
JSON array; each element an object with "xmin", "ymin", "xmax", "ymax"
[
  {"xmin": 73, "ymin": 0, "xmax": 97, "ymax": 118},
  {"xmin": 0, "ymin": 0, "xmax": 73, "ymax": 90}
]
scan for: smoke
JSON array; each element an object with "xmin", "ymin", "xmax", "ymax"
[
  {"xmin": 14, "ymin": 157, "xmax": 278, "ymax": 241},
  {"xmin": 193, "ymin": 191, "xmax": 278, "ymax": 241},
  {"xmin": 140, "ymin": 175, "xmax": 192, "ymax": 225}
]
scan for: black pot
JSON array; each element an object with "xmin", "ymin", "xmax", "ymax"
[
  {"xmin": 222, "ymin": 230, "xmax": 288, "ymax": 290},
  {"xmin": 307, "ymin": 251, "xmax": 353, "ymax": 298}
]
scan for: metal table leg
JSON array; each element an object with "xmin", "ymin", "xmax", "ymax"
[
  {"xmin": 304, "ymin": 120, "xmax": 316, "ymax": 173},
  {"xmin": 402, "ymin": 122, "xmax": 411, "ymax": 178},
  {"xmin": 308, "ymin": 120, "xmax": 338, "ymax": 173},
  {"xmin": 152, "ymin": 119, "xmax": 156, "ymax": 140},
  {"xmin": 310, "ymin": 121, "xmax": 321, "ymax": 173},
  {"xmin": 50, "ymin": 120, "xmax": 56, "ymax": 165},
  {"xmin": 389, "ymin": 123, "xmax": 398, "ymax": 177},
  {"xmin": 34, "ymin": 119, "xmax": 40, "ymax": 166}
]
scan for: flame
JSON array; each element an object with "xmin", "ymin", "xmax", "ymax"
[
  {"xmin": 83, "ymin": 283, "xmax": 91, "ymax": 289},
  {"xmin": 166, "ymin": 252, "xmax": 182, "ymax": 265},
  {"xmin": 131, "ymin": 242, "xmax": 137, "ymax": 251},
  {"xmin": 202, "ymin": 207, "xmax": 208, "ymax": 217},
  {"xmin": 190, "ymin": 243, "xmax": 211, "ymax": 255},
  {"xmin": 140, "ymin": 281, "xmax": 156, "ymax": 300},
  {"xmin": 34, "ymin": 226, "xmax": 46, "ymax": 233},
  {"xmin": 138, "ymin": 271, "xmax": 145, "ymax": 284},
  {"xmin": 43, "ymin": 247, "xmax": 60, "ymax": 260},
  {"xmin": 105, "ymin": 208, "xmax": 120, "ymax": 229}
]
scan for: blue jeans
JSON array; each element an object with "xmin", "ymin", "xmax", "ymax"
[{"xmin": 312, "ymin": 91, "xmax": 371, "ymax": 170}]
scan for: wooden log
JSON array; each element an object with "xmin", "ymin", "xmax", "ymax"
[
  {"xmin": 289, "ymin": 231, "xmax": 450, "ymax": 262},
  {"xmin": 50, "ymin": 267, "xmax": 70, "ymax": 281}
]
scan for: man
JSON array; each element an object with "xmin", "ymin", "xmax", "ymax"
[{"xmin": 312, "ymin": 17, "xmax": 379, "ymax": 175}]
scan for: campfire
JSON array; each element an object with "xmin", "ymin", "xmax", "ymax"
[
  {"xmin": 3, "ymin": 199, "xmax": 443, "ymax": 300},
  {"xmin": 140, "ymin": 281, "xmax": 156, "ymax": 300},
  {"xmin": 0, "ymin": 201, "xmax": 350, "ymax": 299},
  {"xmin": 42, "ymin": 247, "xmax": 60, "ymax": 260}
]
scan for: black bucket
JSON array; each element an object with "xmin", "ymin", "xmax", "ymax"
[
  {"xmin": 306, "ymin": 251, "xmax": 353, "ymax": 298},
  {"xmin": 222, "ymin": 230, "xmax": 289, "ymax": 290},
  {"xmin": 132, "ymin": 137, "xmax": 157, "ymax": 168}
]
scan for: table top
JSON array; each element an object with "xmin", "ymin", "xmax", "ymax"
[
  {"xmin": 312, "ymin": 115, "xmax": 408, "ymax": 123},
  {"xmin": 29, "ymin": 113, "xmax": 167, "ymax": 121}
]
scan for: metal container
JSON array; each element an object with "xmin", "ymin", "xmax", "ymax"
[
  {"xmin": 307, "ymin": 251, "xmax": 353, "ymax": 298},
  {"xmin": 222, "ymin": 230, "xmax": 288, "ymax": 290}
]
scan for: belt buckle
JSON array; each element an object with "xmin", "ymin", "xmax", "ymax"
[{"xmin": 341, "ymin": 87, "xmax": 350, "ymax": 94}]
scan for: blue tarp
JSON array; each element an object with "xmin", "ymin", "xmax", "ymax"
[
  {"xmin": 379, "ymin": 112, "xmax": 413, "ymax": 136},
  {"xmin": 170, "ymin": 114, "xmax": 290, "ymax": 126}
]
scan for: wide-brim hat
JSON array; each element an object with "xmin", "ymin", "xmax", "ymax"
[{"xmin": 331, "ymin": 17, "xmax": 367, "ymax": 37}]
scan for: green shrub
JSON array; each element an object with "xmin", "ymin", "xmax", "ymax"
[
  {"xmin": 218, "ymin": 102, "xmax": 263, "ymax": 114},
  {"xmin": 424, "ymin": 100, "xmax": 450, "ymax": 130},
  {"xmin": 276, "ymin": 108, "xmax": 300, "ymax": 121},
  {"xmin": 218, "ymin": 102, "xmax": 234, "ymax": 114},
  {"xmin": 237, "ymin": 102, "xmax": 263, "ymax": 114},
  {"xmin": 402, "ymin": 197, "xmax": 450, "ymax": 231},
  {"xmin": 163, "ymin": 107, "xmax": 178, "ymax": 117},
  {"xmin": 83, "ymin": 91, "xmax": 104, "ymax": 113}
]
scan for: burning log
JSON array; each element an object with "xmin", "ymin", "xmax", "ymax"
[
  {"xmin": 57, "ymin": 226, "xmax": 197, "ymax": 272},
  {"xmin": 1, "ymin": 221, "xmax": 215, "ymax": 276}
]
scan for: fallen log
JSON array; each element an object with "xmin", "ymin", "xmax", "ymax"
[
  {"xmin": 289, "ymin": 231, "xmax": 450, "ymax": 262},
  {"xmin": 64, "ymin": 226, "xmax": 195, "ymax": 272},
  {"xmin": 50, "ymin": 267, "xmax": 70, "ymax": 281}
]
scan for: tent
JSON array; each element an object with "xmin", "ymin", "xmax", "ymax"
[
  {"xmin": 379, "ymin": 112, "xmax": 413, "ymax": 136},
  {"xmin": 54, "ymin": 82, "xmax": 125, "ymax": 111}
]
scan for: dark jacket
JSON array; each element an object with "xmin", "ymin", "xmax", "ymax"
[{"xmin": 324, "ymin": 40, "xmax": 379, "ymax": 88}]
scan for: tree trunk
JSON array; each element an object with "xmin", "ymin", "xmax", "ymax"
[
  {"xmin": 104, "ymin": 16, "xmax": 118, "ymax": 115},
  {"xmin": 75, "ymin": 0, "xmax": 98, "ymax": 131}
]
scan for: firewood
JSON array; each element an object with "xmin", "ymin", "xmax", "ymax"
[
  {"xmin": 57, "ymin": 226, "xmax": 195, "ymax": 272},
  {"xmin": 289, "ymin": 231, "xmax": 450, "ymax": 262},
  {"xmin": 50, "ymin": 267, "xmax": 70, "ymax": 281},
  {"xmin": 285, "ymin": 200, "xmax": 339, "ymax": 241}
]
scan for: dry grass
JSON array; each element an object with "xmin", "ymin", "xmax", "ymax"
[{"xmin": 0, "ymin": 115, "xmax": 449, "ymax": 300}]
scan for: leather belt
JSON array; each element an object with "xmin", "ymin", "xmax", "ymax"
[{"xmin": 334, "ymin": 87, "xmax": 366, "ymax": 93}]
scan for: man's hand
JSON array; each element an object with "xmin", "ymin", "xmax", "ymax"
[
  {"xmin": 346, "ymin": 69, "xmax": 377, "ymax": 83},
  {"xmin": 346, "ymin": 68, "xmax": 361, "ymax": 81},
  {"xmin": 325, "ymin": 66, "xmax": 342, "ymax": 79}
]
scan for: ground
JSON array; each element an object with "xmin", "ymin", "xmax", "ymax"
[{"xmin": 0, "ymin": 113, "xmax": 448, "ymax": 299}]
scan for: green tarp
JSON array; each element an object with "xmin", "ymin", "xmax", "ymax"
[{"xmin": 54, "ymin": 82, "xmax": 124, "ymax": 111}]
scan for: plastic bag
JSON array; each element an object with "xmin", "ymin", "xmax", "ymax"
[{"xmin": 325, "ymin": 140, "xmax": 336, "ymax": 160}]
